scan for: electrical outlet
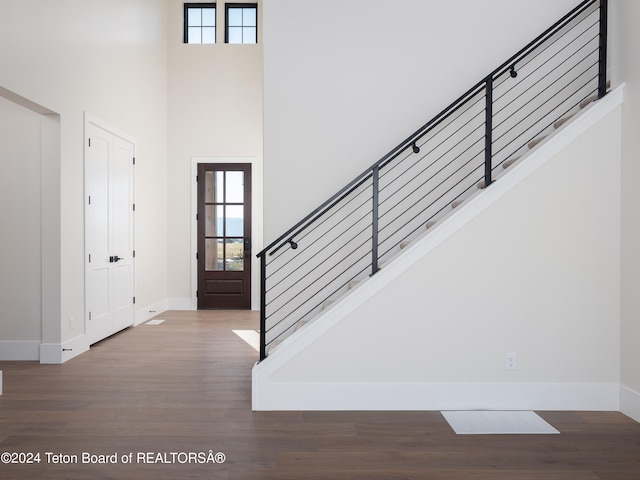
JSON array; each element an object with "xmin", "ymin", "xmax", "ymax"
[
  {"xmin": 506, "ymin": 352, "xmax": 517, "ymax": 370},
  {"xmin": 69, "ymin": 316, "xmax": 75, "ymax": 331}
]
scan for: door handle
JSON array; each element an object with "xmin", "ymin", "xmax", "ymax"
[
  {"xmin": 110, "ymin": 256, "xmax": 123, "ymax": 263},
  {"xmin": 244, "ymin": 238, "xmax": 251, "ymax": 258}
]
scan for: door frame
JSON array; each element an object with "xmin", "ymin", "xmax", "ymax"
[
  {"xmin": 84, "ymin": 113, "xmax": 136, "ymax": 340},
  {"xmin": 190, "ymin": 156, "xmax": 263, "ymax": 311},
  {"xmin": 197, "ymin": 163, "xmax": 252, "ymax": 309}
]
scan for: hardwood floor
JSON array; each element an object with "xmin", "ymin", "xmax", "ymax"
[{"xmin": 1, "ymin": 310, "xmax": 639, "ymax": 479}]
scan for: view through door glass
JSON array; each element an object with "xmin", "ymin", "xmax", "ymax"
[{"xmin": 197, "ymin": 163, "xmax": 251, "ymax": 309}]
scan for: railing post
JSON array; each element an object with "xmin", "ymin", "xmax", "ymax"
[
  {"xmin": 484, "ymin": 77, "xmax": 494, "ymax": 188},
  {"xmin": 598, "ymin": 0, "xmax": 608, "ymax": 99},
  {"xmin": 371, "ymin": 166, "xmax": 380, "ymax": 275},
  {"xmin": 259, "ymin": 253, "xmax": 267, "ymax": 361}
]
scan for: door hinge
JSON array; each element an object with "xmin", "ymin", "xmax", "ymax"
[
  {"xmin": 88, "ymin": 195, "xmax": 91, "ymax": 205},
  {"xmin": 88, "ymin": 138, "xmax": 91, "ymax": 147},
  {"xmin": 133, "ymin": 250, "xmax": 136, "ymax": 258},
  {"xmin": 88, "ymin": 254, "xmax": 91, "ymax": 263},
  {"xmin": 196, "ymin": 213, "xmax": 198, "ymax": 221},
  {"xmin": 196, "ymin": 175, "xmax": 198, "ymax": 182},
  {"xmin": 133, "ymin": 297, "xmax": 136, "ymax": 304},
  {"xmin": 133, "ymin": 157, "xmax": 136, "ymax": 165},
  {"xmin": 132, "ymin": 203, "xmax": 135, "ymax": 211},
  {"xmin": 89, "ymin": 311, "xmax": 92, "ymax": 320},
  {"xmin": 196, "ymin": 290, "xmax": 199, "ymax": 298},
  {"xmin": 196, "ymin": 252, "xmax": 198, "ymax": 260}
]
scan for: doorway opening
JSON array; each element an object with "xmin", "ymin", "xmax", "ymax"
[{"xmin": 0, "ymin": 86, "xmax": 61, "ymax": 363}]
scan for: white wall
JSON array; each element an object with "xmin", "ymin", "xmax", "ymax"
[
  {"xmin": 166, "ymin": 0, "xmax": 264, "ymax": 309},
  {"xmin": 255, "ymin": 95, "xmax": 622, "ymax": 410},
  {"xmin": 612, "ymin": 0, "xmax": 640, "ymax": 421},
  {"xmin": 0, "ymin": 0, "xmax": 168, "ymax": 358},
  {"xmin": 0, "ymin": 96, "xmax": 42, "ymax": 356},
  {"xmin": 263, "ymin": 0, "xmax": 579, "ymax": 241}
]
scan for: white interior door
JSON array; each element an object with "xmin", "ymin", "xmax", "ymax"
[{"xmin": 85, "ymin": 120, "xmax": 135, "ymax": 345}]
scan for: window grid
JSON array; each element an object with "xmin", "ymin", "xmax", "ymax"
[
  {"xmin": 225, "ymin": 4, "xmax": 258, "ymax": 44},
  {"xmin": 184, "ymin": 3, "xmax": 216, "ymax": 44}
]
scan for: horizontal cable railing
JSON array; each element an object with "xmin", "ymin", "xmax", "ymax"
[{"xmin": 257, "ymin": 0, "xmax": 608, "ymax": 361}]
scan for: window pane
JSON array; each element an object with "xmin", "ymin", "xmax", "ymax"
[
  {"xmin": 243, "ymin": 8, "xmax": 256, "ymax": 26},
  {"xmin": 215, "ymin": 171, "xmax": 224, "ymax": 202},
  {"xmin": 228, "ymin": 27, "xmax": 242, "ymax": 43},
  {"xmin": 205, "ymin": 171, "xmax": 215, "ymax": 203},
  {"xmin": 187, "ymin": 27, "xmax": 201, "ymax": 43},
  {"xmin": 202, "ymin": 27, "xmax": 216, "ymax": 43},
  {"xmin": 226, "ymin": 205, "xmax": 244, "ymax": 236},
  {"xmin": 202, "ymin": 8, "xmax": 216, "ymax": 26},
  {"xmin": 205, "ymin": 239, "xmax": 224, "ymax": 271},
  {"xmin": 206, "ymin": 171, "xmax": 224, "ymax": 202},
  {"xmin": 205, "ymin": 205, "xmax": 224, "ymax": 236},
  {"xmin": 216, "ymin": 205, "xmax": 225, "ymax": 235},
  {"xmin": 243, "ymin": 27, "xmax": 256, "ymax": 44},
  {"xmin": 228, "ymin": 8, "xmax": 242, "ymax": 26},
  {"xmin": 226, "ymin": 171, "xmax": 244, "ymax": 203},
  {"xmin": 225, "ymin": 239, "xmax": 244, "ymax": 271},
  {"xmin": 205, "ymin": 205, "xmax": 214, "ymax": 236},
  {"xmin": 188, "ymin": 8, "xmax": 202, "ymax": 26}
]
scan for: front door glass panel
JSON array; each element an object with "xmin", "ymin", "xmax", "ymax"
[{"xmin": 204, "ymin": 170, "xmax": 245, "ymax": 272}]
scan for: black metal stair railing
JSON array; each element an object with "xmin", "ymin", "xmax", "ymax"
[{"xmin": 257, "ymin": 0, "xmax": 609, "ymax": 361}]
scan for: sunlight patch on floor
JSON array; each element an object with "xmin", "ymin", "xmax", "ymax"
[
  {"xmin": 145, "ymin": 319, "xmax": 165, "ymax": 325},
  {"xmin": 233, "ymin": 330, "xmax": 260, "ymax": 351},
  {"xmin": 441, "ymin": 411, "xmax": 560, "ymax": 435}
]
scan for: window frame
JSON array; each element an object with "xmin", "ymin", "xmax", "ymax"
[
  {"xmin": 184, "ymin": 3, "xmax": 217, "ymax": 44},
  {"xmin": 225, "ymin": 3, "xmax": 258, "ymax": 44}
]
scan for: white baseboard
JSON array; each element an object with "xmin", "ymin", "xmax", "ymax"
[
  {"xmin": 252, "ymin": 378, "xmax": 620, "ymax": 411},
  {"xmin": 167, "ymin": 297, "xmax": 196, "ymax": 310},
  {"xmin": 40, "ymin": 335, "xmax": 89, "ymax": 364},
  {"xmin": 620, "ymin": 385, "xmax": 640, "ymax": 423},
  {"xmin": 135, "ymin": 299, "xmax": 169, "ymax": 325},
  {"xmin": 0, "ymin": 341, "xmax": 40, "ymax": 361}
]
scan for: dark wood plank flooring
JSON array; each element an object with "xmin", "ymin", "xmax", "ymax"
[{"xmin": 1, "ymin": 310, "xmax": 639, "ymax": 479}]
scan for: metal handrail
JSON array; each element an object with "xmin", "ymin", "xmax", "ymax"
[{"xmin": 257, "ymin": 0, "xmax": 600, "ymax": 260}]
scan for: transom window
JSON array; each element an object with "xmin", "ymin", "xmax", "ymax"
[
  {"xmin": 225, "ymin": 4, "xmax": 257, "ymax": 44},
  {"xmin": 184, "ymin": 3, "xmax": 216, "ymax": 44}
]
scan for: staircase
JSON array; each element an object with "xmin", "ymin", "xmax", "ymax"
[{"xmin": 257, "ymin": 0, "xmax": 609, "ymax": 361}]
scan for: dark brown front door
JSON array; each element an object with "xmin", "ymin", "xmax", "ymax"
[{"xmin": 197, "ymin": 163, "xmax": 251, "ymax": 309}]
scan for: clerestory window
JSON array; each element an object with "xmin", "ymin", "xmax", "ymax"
[
  {"xmin": 184, "ymin": 3, "xmax": 216, "ymax": 44},
  {"xmin": 225, "ymin": 4, "xmax": 257, "ymax": 44}
]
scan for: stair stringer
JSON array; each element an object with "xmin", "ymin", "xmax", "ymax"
[{"xmin": 253, "ymin": 85, "xmax": 624, "ymax": 411}]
